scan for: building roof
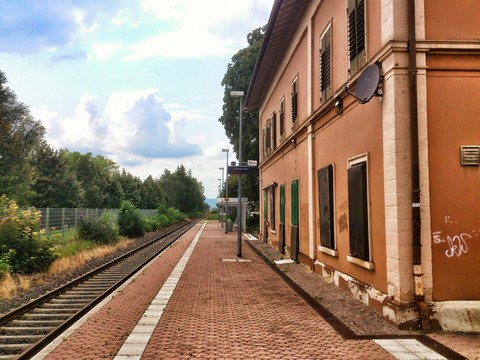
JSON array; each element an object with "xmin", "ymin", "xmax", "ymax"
[{"xmin": 245, "ymin": 0, "xmax": 307, "ymax": 110}]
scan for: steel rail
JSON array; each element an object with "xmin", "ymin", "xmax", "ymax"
[{"xmin": 0, "ymin": 218, "xmax": 201, "ymax": 359}]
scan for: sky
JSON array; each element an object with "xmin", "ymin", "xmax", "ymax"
[{"xmin": 0, "ymin": 0, "xmax": 274, "ymax": 199}]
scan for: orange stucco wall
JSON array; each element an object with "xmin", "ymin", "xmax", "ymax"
[
  {"xmin": 427, "ymin": 60, "xmax": 480, "ymax": 301},
  {"xmin": 425, "ymin": 0, "xmax": 480, "ymax": 40},
  {"xmin": 312, "ymin": 100, "xmax": 387, "ymax": 291}
]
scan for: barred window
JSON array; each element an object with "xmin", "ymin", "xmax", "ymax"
[{"xmin": 347, "ymin": 0, "xmax": 366, "ymax": 74}]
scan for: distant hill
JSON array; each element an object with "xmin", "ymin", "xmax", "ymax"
[{"xmin": 205, "ymin": 198, "xmax": 218, "ymax": 209}]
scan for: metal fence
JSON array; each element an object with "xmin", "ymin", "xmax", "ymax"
[{"xmin": 32, "ymin": 208, "xmax": 158, "ymax": 236}]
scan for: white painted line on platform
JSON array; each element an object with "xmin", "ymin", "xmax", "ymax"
[
  {"xmin": 222, "ymin": 258, "xmax": 253, "ymax": 263},
  {"xmin": 245, "ymin": 233, "xmax": 258, "ymax": 240},
  {"xmin": 114, "ymin": 221, "xmax": 206, "ymax": 359},
  {"xmin": 274, "ymin": 259, "xmax": 295, "ymax": 265},
  {"xmin": 374, "ymin": 339, "xmax": 447, "ymax": 360}
]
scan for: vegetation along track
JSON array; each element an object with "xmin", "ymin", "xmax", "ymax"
[{"xmin": 0, "ymin": 218, "xmax": 201, "ymax": 359}]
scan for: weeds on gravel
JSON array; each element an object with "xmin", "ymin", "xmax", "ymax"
[
  {"xmin": 48, "ymin": 239, "xmax": 132, "ymax": 276},
  {"xmin": 0, "ymin": 273, "xmax": 16, "ymax": 298}
]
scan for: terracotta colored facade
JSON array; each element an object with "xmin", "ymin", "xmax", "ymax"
[{"xmin": 246, "ymin": 0, "xmax": 480, "ymax": 332}]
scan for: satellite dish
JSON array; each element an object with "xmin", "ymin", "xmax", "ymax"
[
  {"xmin": 343, "ymin": 64, "xmax": 381, "ymax": 104},
  {"xmin": 354, "ymin": 64, "xmax": 381, "ymax": 103}
]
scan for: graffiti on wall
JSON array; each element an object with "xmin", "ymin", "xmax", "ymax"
[{"xmin": 432, "ymin": 216, "xmax": 480, "ymax": 258}]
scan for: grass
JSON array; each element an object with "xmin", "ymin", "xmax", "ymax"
[
  {"xmin": 0, "ymin": 231, "xmax": 133, "ymax": 300},
  {"xmin": 47, "ymin": 238, "xmax": 133, "ymax": 276}
]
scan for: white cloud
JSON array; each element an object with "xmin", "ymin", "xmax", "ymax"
[
  {"xmin": 34, "ymin": 89, "xmax": 202, "ymax": 159},
  {"xmin": 125, "ymin": 0, "xmax": 274, "ymax": 60},
  {"xmin": 89, "ymin": 41, "xmax": 124, "ymax": 60}
]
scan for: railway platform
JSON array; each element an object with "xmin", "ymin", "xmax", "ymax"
[{"xmin": 32, "ymin": 221, "xmax": 478, "ymax": 359}]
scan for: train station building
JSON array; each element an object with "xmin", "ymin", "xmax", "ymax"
[{"xmin": 245, "ymin": 0, "xmax": 480, "ymax": 331}]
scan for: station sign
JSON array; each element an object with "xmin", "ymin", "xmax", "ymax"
[{"xmin": 227, "ymin": 165, "xmax": 257, "ymax": 175}]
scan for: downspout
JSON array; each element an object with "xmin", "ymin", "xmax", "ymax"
[{"xmin": 408, "ymin": 0, "xmax": 430, "ymax": 331}]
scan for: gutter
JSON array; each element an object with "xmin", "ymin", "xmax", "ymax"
[{"xmin": 408, "ymin": 0, "xmax": 431, "ymax": 332}]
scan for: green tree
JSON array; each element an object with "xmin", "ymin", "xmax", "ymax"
[
  {"xmin": 219, "ymin": 27, "xmax": 264, "ymax": 207},
  {"xmin": 29, "ymin": 143, "xmax": 82, "ymax": 207},
  {"xmin": 0, "ymin": 70, "xmax": 45, "ymax": 204},
  {"xmin": 160, "ymin": 165, "xmax": 206, "ymax": 214},
  {"xmin": 141, "ymin": 175, "xmax": 164, "ymax": 209},
  {"xmin": 119, "ymin": 169, "xmax": 142, "ymax": 207}
]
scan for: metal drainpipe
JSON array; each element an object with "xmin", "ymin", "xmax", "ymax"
[{"xmin": 408, "ymin": 0, "xmax": 431, "ymax": 332}]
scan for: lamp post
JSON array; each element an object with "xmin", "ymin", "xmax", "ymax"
[
  {"xmin": 230, "ymin": 90, "xmax": 244, "ymax": 257},
  {"xmin": 222, "ymin": 148, "xmax": 229, "ymax": 233},
  {"xmin": 219, "ymin": 167, "xmax": 224, "ymax": 227}
]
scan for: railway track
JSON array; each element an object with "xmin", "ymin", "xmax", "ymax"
[{"xmin": 0, "ymin": 219, "xmax": 201, "ymax": 359}]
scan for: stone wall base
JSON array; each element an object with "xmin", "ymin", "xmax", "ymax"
[
  {"xmin": 431, "ymin": 301, "xmax": 480, "ymax": 333},
  {"xmin": 314, "ymin": 260, "xmax": 420, "ymax": 330}
]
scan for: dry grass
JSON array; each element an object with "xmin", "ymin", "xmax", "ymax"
[
  {"xmin": 0, "ymin": 239, "xmax": 134, "ymax": 300},
  {"xmin": 47, "ymin": 238, "xmax": 133, "ymax": 276},
  {"xmin": 0, "ymin": 273, "xmax": 17, "ymax": 299}
]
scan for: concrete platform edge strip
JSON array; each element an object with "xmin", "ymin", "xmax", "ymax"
[{"xmin": 113, "ymin": 221, "xmax": 207, "ymax": 359}]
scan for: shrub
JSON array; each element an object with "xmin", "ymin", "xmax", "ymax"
[
  {"xmin": 143, "ymin": 216, "xmax": 161, "ymax": 232},
  {"xmin": 0, "ymin": 195, "xmax": 58, "ymax": 274},
  {"xmin": 78, "ymin": 213, "xmax": 119, "ymax": 244},
  {"xmin": 118, "ymin": 201, "xmax": 144, "ymax": 238}
]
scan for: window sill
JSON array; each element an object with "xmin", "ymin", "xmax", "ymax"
[
  {"xmin": 270, "ymin": 230, "xmax": 276, "ymax": 234},
  {"xmin": 318, "ymin": 245, "xmax": 338, "ymax": 257},
  {"xmin": 347, "ymin": 255, "xmax": 375, "ymax": 271}
]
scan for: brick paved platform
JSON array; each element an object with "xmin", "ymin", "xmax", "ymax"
[{"xmin": 34, "ymin": 221, "xmax": 477, "ymax": 359}]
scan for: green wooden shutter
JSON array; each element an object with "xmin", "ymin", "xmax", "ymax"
[
  {"xmin": 291, "ymin": 179, "xmax": 299, "ymax": 226},
  {"xmin": 263, "ymin": 189, "xmax": 268, "ymax": 221},
  {"xmin": 280, "ymin": 184, "xmax": 285, "ymax": 224}
]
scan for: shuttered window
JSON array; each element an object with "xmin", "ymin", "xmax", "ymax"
[
  {"xmin": 279, "ymin": 98, "xmax": 285, "ymax": 141},
  {"xmin": 263, "ymin": 189, "xmax": 268, "ymax": 222},
  {"xmin": 347, "ymin": 160, "xmax": 369, "ymax": 260},
  {"xmin": 320, "ymin": 24, "xmax": 332, "ymax": 102},
  {"xmin": 272, "ymin": 112, "xmax": 277, "ymax": 150},
  {"xmin": 291, "ymin": 77, "xmax": 298, "ymax": 122},
  {"xmin": 280, "ymin": 184, "xmax": 285, "ymax": 224},
  {"xmin": 265, "ymin": 119, "xmax": 271, "ymax": 156},
  {"xmin": 270, "ymin": 186, "xmax": 276, "ymax": 231},
  {"xmin": 318, "ymin": 165, "xmax": 334, "ymax": 249},
  {"xmin": 347, "ymin": 0, "xmax": 366, "ymax": 74},
  {"xmin": 291, "ymin": 178, "xmax": 299, "ymax": 226}
]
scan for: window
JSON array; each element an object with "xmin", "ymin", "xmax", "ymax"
[
  {"xmin": 272, "ymin": 112, "xmax": 277, "ymax": 151},
  {"xmin": 279, "ymin": 184, "xmax": 285, "ymax": 224},
  {"xmin": 318, "ymin": 164, "xmax": 335, "ymax": 249},
  {"xmin": 279, "ymin": 97, "xmax": 285, "ymax": 141},
  {"xmin": 263, "ymin": 119, "xmax": 272, "ymax": 157},
  {"xmin": 270, "ymin": 186, "xmax": 276, "ymax": 231},
  {"xmin": 347, "ymin": 155, "xmax": 369, "ymax": 261},
  {"xmin": 347, "ymin": 0, "xmax": 366, "ymax": 74},
  {"xmin": 291, "ymin": 77, "xmax": 298, "ymax": 122},
  {"xmin": 291, "ymin": 178, "xmax": 299, "ymax": 226},
  {"xmin": 320, "ymin": 24, "xmax": 332, "ymax": 102},
  {"xmin": 263, "ymin": 189, "xmax": 268, "ymax": 223}
]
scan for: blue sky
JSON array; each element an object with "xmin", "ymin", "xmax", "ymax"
[{"xmin": 0, "ymin": 0, "xmax": 274, "ymax": 198}]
